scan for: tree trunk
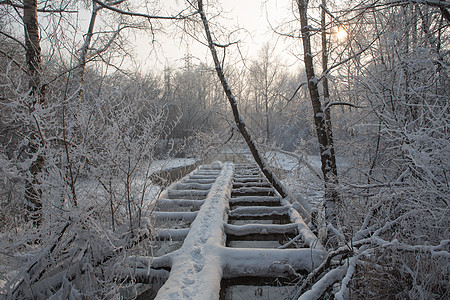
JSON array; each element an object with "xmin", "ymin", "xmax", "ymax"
[
  {"xmin": 265, "ymin": 92, "xmax": 270, "ymax": 142},
  {"xmin": 197, "ymin": 0, "xmax": 288, "ymax": 198},
  {"xmin": 76, "ymin": 1, "xmax": 100, "ymax": 99},
  {"xmin": 24, "ymin": 0, "xmax": 44, "ymax": 226},
  {"xmin": 321, "ymin": 0, "xmax": 338, "ymax": 180},
  {"xmin": 297, "ymin": 0, "xmax": 339, "ymax": 227},
  {"xmin": 24, "ymin": 0, "xmax": 41, "ymax": 97}
]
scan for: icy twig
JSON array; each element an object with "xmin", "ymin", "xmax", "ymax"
[
  {"xmin": 297, "ymin": 264, "xmax": 346, "ymax": 300},
  {"xmin": 334, "ymin": 255, "xmax": 358, "ymax": 300},
  {"xmin": 291, "ymin": 245, "xmax": 353, "ymax": 298}
]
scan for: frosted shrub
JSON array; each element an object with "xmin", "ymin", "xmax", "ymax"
[{"xmin": 0, "ymin": 68, "xmax": 176, "ymax": 298}]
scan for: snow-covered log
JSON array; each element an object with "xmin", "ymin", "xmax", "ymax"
[
  {"xmin": 224, "ymin": 223, "xmax": 298, "ymax": 236},
  {"xmin": 188, "ymin": 174, "xmax": 220, "ymax": 180},
  {"xmin": 152, "ymin": 211, "xmax": 198, "ymax": 222},
  {"xmin": 155, "ymin": 228, "xmax": 190, "ymax": 241},
  {"xmin": 173, "ymin": 182, "xmax": 212, "ymax": 190},
  {"xmin": 125, "ymin": 254, "xmax": 172, "ymax": 270},
  {"xmin": 233, "ymin": 176, "xmax": 267, "ymax": 182},
  {"xmin": 196, "ymin": 170, "xmax": 221, "ymax": 175},
  {"xmin": 228, "ymin": 205, "xmax": 290, "ymax": 217},
  {"xmin": 183, "ymin": 178, "xmax": 217, "ymax": 184},
  {"xmin": 233, "ymin": 182, "xmax": 271, "ymax": 188},
  {"xmin": 155, "ymin": 165, "xmax": 211, "ymax": 202},
  {"xmin": 229, "ymin": 195, "xmax": 281, "ymax": 205},
  {"xmin": 221, "ymin": 247, "xmax": 326, "ymax": 276},
  {"xmin": 335, "ymin": 256, "xmax": 358, "ymax": 300},
  {"xmin": 232, "ymin": 186, "xmax": 275, "ymax": 194},
  {"xmin": 155, "ymin": 199, "xmax": 204, "ymax": 210},
  {"xmin": 167, "ymin": 189, "xmax": 209, "ymax": 199},
  {"xmin": 298, "ymin": 265, "xmax": 347, "ymax": 300},
  {"xmin": 282, "ymin": 198, "xmax": 325, "ymax": 251}
]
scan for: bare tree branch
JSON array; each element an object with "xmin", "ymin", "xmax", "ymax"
[
  {"xmin": 286, "ymin": 81, "xmax": 308, "ymax": 103},
  {"xmin": 213, "ymin": 41, "xmax": 239, "ymax": 48},
  {"xmin": 93, "ymin": 0, "xmax": 193, "ymax": 20},
  {"xmin": 0, "ymin": 0, "xmax": 77, "ymax": 12},
  {"xmin": 390, "ymin": 0, "xmax": 450, "ymax": 9},
  {"xmin": 0, "ymin": 31, "xmax": 26, "ymax": 49},
  {"xmin": 197, "ymin": 0, "xmax": 289, "ymax": 198},
  {"xmin": 318, "ymin": 38, "xmax": 377, "ymax": 82},
  {"xmin": 324, "ymin": 102, "xmax": 364, "ymax": 110},
  {"xmin": 0, "ymin": 49, "xmax": 27, "ymax": 72}
]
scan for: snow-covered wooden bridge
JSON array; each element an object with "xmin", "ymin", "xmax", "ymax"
[{"xmin": 142, "ymin": 161, "xmax": 326, "ymax": 299}]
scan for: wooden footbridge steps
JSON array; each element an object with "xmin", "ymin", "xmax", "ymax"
[
  {"xmin": 145, "ymin": 162, "xmax": 325, "ymax": 299},
  {"xmin": 152, "ymin": 164, "xmax": 222, "ymax": 255}
]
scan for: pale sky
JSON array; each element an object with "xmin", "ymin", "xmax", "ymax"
[
  {"xmin": 42, "ymin": 0, "xmax": 302, "ymax": 74},
  {"xmin": 132, "ymin": 0, "xmax": 300, "ymax": 72}
]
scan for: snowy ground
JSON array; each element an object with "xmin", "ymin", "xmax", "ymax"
[
  {"xmin": 240, "ymin": 149, "xmax": 325, "ymax": 211},
  {"xmin": 219, "ymin": 145, "xmax": 325, "ymax": 213},
  {"xmin": 0, "ymin": 158, "xmax": 198, "ymax": 293},
  {"xmin": 1, "ymin": 154, "xmax": 322, "ymax": 297},
  {"xmin": 150, "ymin": 158, "xmax": 198, "ymax": 173}
]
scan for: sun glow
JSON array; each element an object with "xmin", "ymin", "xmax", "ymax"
[{"xmin": 336, "ymin": 26, "xmax": 348, "ymax": 42}]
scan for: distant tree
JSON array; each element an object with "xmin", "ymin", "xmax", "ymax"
[
  {"xmin": 248, "ymin": 43, "xmax": 286, "ymax": 142},
  {"xmin": 169, "ymin": 63, "xmax": 220, "ymax": 138}
]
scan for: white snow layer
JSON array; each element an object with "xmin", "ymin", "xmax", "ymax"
[
  {"xmin": 155, "ymin": 162, "xmax": 233, "ymax": 299},
  {"xmin": 150, "ymin": 158, "xmax": 198, "ymax": 173},
  {"xmin": 154, "ymin": 161, "xmax": 326, "ymax": 299}
]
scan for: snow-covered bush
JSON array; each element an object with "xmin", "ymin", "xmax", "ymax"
[
  {"xmin": 330, "ymin": 4, "xmax": 450, "ymax": 298},
  {"xmin": 0, "ymin": 62, "xmax": 177, "ymax": 297}
]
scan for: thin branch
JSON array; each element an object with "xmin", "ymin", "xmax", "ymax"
[
  {"xmin": 0, "ymin": 49, "xmax": 27, "ymax": 73},
  {"xmin": 213, "ymin": 40, "xmax": 239, "ymax": 48},
  {"xmin": 324, "ymin": 101, "xmax": 364, "ymax": 110},
  {"xmin": 318, "ymin": 39, "xmax": 377, "ymax": 82},
  {"xmin": 369, "ymin": 237, "xmax": 450, "ymax": 258},
  {"xmin": 319, "ymin": 3, "xmax": 346, "ymax": 27},
  {"xmin": 9, "ymin": 221, "xmax": 72, "ymax": 297},
  {"xmin": 286, "ymin": 81, "xmax": 308, "ymax": 104},
  {"xmin": 346, "ymin": 182, "xmax": 407, "ymax": 189},
  {"xmin": 0, "ymin": 31, "xmax": 26, "ymax": 49},
  {"xmin": 86, "ymin": 24, "xmax": 134, "ymax": 60},
  {"xmin": 333, "ymin": 0, "xmax": 450, "ymax": 15},
  {"xmin": 0, "ymin": 0, "xmax": 77, "ymax": 12},
  {"xmin": 93, "ymin": 0, "xmax": 192, "ymax": 20},
  {"xmin": 389, "ymin": 0, "xmax": 450, "ymax": 10}
]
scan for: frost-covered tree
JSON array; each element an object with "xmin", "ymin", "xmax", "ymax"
[
  {"xmin": 0, "ymin": 1, "xmax": 189, "ymax": 297},
  {"xmin": 168, "ymin": 62, "xmax": 225, "ymax": 139},
  {"xmin": 291, "ymin": 0, "xmax": 449, "ymax": 298},
  {"xmin": 247, "ymin": 43, "xmax": 285, "ymax": 142},
  {"xmin": 296, "ymin": 0, "xmax": 340, "ymax": 232}
]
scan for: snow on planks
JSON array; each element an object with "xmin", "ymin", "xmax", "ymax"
[{"xmin": 148, "ymin": 162, "xmax": 326, "ymax": 300}]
